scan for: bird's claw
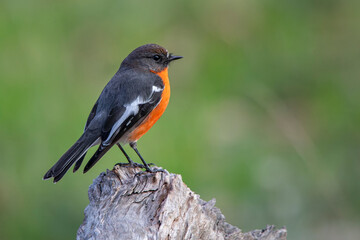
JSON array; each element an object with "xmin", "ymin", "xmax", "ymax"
[
  {"xmin": 134, "ymin": 167, "xmax": 165, "ymax": 177},
  {"xmin": 115, "ymin": 162, "xmax": 146, "ymax": 169}
]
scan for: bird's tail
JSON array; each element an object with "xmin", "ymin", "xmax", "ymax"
[
  {"xmin": 43, "ymin": 133, "xmax": 99, "ymax": 183},
  {"xmin": 83, "ymin": 142, "xmax": 114, "ymax": 174}
]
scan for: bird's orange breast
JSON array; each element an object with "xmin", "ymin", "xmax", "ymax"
[{"xmin": 127, "ymin": 67, "xmax": 170, "ymax": 142}]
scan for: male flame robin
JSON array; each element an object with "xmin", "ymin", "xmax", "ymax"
[{"xmin": 43, "ymin": 44, "xmax": 182, "ymax": 183}]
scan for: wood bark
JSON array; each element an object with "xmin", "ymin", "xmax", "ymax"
[{"xmin": 77, "ymin": 165, "xmax": 287, "ymax": 240}]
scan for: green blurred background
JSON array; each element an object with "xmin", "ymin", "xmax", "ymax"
[{"xmin": 1, "ymin": 0, "xmax": 359, "ymax": 239}]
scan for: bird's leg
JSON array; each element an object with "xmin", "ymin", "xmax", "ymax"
[
  {"xmin": 116, "ymin": 143, "xmax": 145, "ymax": 168},
  {"xmin": 116, "ymin": 143, "xmax": 134, "ymax": 163},
  {"xmin": 129, "ymin": 142, "xmax": 162, "ymax": 173},
  {"xmin": 129, "ymin": 142, "xmax": 151, "ymax": 171}
]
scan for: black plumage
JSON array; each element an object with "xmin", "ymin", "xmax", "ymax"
[{"xmin": 43, "ymin": 44, "xmax": 181, "ymax": 183}]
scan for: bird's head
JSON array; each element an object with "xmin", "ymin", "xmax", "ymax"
[{"xmin": 121, "ymin": 44, "xmax": 183, "ymax": 73}]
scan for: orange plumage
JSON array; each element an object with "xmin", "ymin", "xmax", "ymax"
[{"xmin": 128, "ymin": 67, "xmax": 170, "ymax": 142}]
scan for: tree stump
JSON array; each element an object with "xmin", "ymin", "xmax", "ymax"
[{"xmin": 77, "ymin": 165, "xmax": 287, "ymax": 240}]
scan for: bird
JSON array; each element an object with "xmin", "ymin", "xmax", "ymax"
[{"xmin": 43, "ymin": 44, "xmax": 182, "ymax": 183}]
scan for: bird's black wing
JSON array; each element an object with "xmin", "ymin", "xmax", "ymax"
[
  {"xmin": 44, "ymin": 70, "xmax": 164, "ymax": 181},
  {"xmin": 72, "ymin": 100, "xmax": 99, "ymax": 173},
  {"xmin": 82, "ymin": 71, "xmax": 164, "ymax": 173}
]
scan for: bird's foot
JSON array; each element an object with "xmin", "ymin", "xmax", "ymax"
[
  {"xmin": 134, "ymin": 166, "xmax": 166, "ymax": 177},
  {"xmin": 115, "ymin": 162, "xmax": 145, "ymax": 169},
  {"xmin": 115, "ymin": 162, "xmax": 155, "ymax": 169}
]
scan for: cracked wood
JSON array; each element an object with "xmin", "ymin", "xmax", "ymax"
[{"xmin": 77, "ymin": 165, "xmax": 287, "ymax": 240}]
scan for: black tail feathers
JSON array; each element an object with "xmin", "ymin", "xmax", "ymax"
[
  {"xmin": 73, "ymin": 154, "xmax": 86, "ymax": 173},
  {"xmin": 83, "ymin": 143, "xmax": 113, "ymax": 174},
  {"xmin": 43, "ymin": 134, "xmax": 98, "ymax": 183}
]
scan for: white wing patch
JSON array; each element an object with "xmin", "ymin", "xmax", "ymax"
[
  {"xmin": 152, "ymin": 85, "xmax": 163, "ymax": 92},
  {"xmin": 102, "ymin": 85, "xmax": 163, "ymax": 146},
  {"xmin": 102, "ymin": 96, "xmax": 144, "ymax": 145}
]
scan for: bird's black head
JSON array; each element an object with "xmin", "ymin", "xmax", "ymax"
[{"xmin": 121, "ymin": 44, "xmax": 182, "ymax": 73}]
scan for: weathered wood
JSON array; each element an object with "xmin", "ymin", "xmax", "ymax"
[{"xmin": 77, "ymin": 165, "xmax": 287, "ymax": 240}]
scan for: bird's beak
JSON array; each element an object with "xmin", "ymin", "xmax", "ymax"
[{"xmin": 168, "ymin": 55, "xmax": 183, "ymax": 62}]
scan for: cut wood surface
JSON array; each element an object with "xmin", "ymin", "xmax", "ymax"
[{"xmin": 77, "ymin": 165, "xmax": 287, "ymax": 240}]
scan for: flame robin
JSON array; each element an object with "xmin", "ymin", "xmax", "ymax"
[{"xmin": 43, "ymin": 44, "xmax": 182, "ymax": 182}]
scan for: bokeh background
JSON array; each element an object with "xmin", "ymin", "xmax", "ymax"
[{"xmin": 1, "ymin": 0, "xmax": 359, "ymax": 239}]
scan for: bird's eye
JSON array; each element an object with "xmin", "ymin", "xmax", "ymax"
[{"xmin": 152, "ymin": 55, "xmax": 161, "ymax": 61}]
